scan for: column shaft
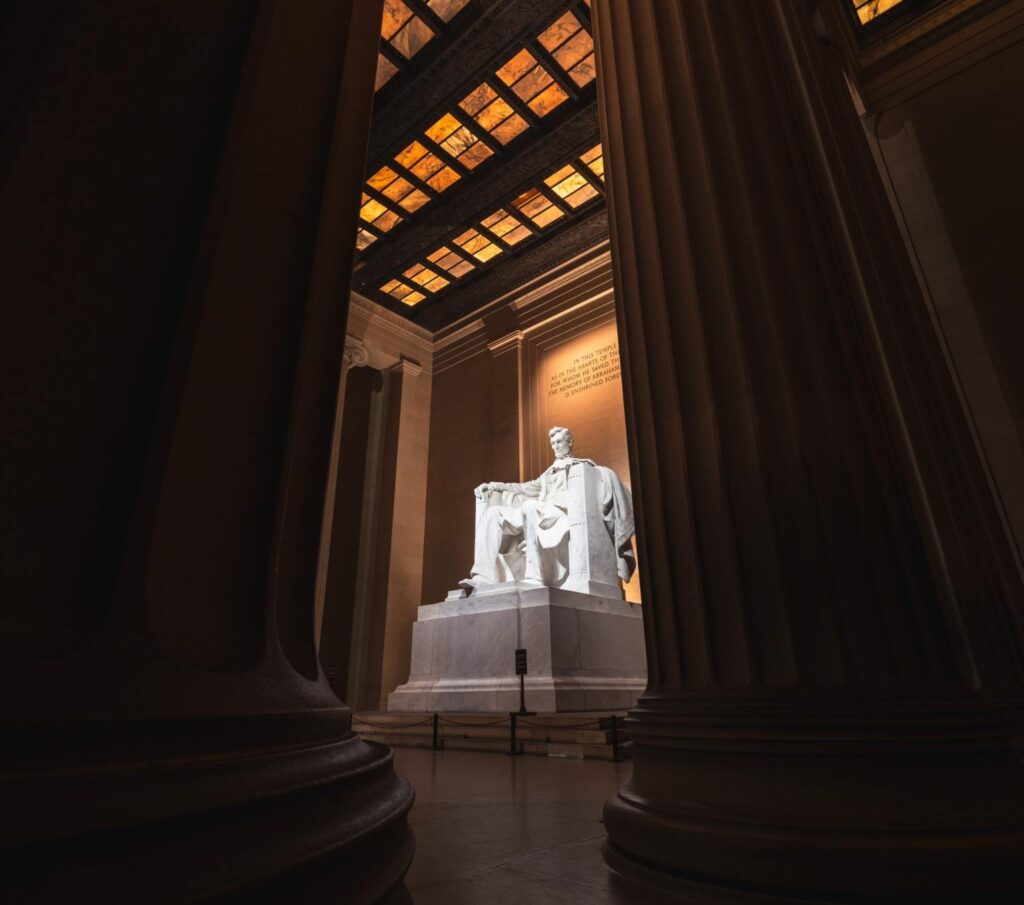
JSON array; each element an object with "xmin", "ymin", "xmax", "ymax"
[
  {"xmin": 1, "ymin": 1, "xmax": 415, "ymax": 900},
  {"xmin": 592, "ymin": 0, "xmax": 1024, "ymax": 898}
]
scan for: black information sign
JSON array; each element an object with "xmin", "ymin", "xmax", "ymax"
[{"xmin": 515, "ymin": 648, "xmax": 528, "ymax": 676}]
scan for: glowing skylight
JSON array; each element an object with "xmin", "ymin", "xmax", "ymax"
[
  {"xmin": 545, "ymin": 163, "xmax": 599, "ymax": 208},
  {"xmin": 511, "ymin": 187, "xmax": 564, "ymax": 229},
  {"xmin": 538, "ymin": 11, "xmax": 596, "ymax": 87},
  {"xmin": 497, "ymin": 49, "xmax": 569, "ymax": 117},
  {"xmin": 579, "ymin": 144, "xmax": 604, "ymax": 181},
  {"xmin": 480, "ymin": 208, "xmax": 533, "ymax": 246},
  {"xmin": 852, "ymin": 0, "xmax": 907, "ymax": 24}
]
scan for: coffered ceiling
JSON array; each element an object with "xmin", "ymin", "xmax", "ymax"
[
  {"xmin": 352, "ymin": 0, "xmax": 960, "ymax": 330},
  {"xmin": 352, "ymin": 0, "xmax": 606, "ymax": 330}
]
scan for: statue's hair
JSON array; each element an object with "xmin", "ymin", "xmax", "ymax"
[{"xmin": 548, "ymin": 426, "xmax": 573, "ymax": 446}]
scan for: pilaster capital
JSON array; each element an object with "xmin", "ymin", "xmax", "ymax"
[
  {"xmin": 342, "ymin": 335, "xmax": 369, "ymax": 370},
  {"xmin": 486, "ymin": 330, "xmax": 525, "ymax": 356},
  {"xmin": 390, "ymin": 355, "xmax": 423, "ymax": 379}
]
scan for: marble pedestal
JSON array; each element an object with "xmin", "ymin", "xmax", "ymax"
[{"xmin": 387, "ymin": 585, "xmax": 647, "ymax": 713}]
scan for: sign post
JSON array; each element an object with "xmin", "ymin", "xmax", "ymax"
[{"xmin": 514, "ymin": 648, "xmax": 535, "ymax": 716}]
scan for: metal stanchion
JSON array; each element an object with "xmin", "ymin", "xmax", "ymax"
[
  {"xmin": 508, "ymin": 712, "xmax": 522, "ymax": 756},
  {"xmin": 432, "ymin": 712, "xmax": 442, "ymax": 751},
  {"xmin": 610, "ymin": 714, "xmax": 623, "ymax": 762}
]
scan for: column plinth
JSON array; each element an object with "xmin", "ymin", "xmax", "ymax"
[{"xmin": 592, "ymin": 0, "xmax": 1024, "ymax": 898}]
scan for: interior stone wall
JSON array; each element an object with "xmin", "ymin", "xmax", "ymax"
[{"xmin": 867, "ymin": 32, "xmax": 1024, "ymax": 559}]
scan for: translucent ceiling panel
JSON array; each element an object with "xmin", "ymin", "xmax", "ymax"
[
  {"xmin": 428, "ymin": 246, "xmax": 476, "ymax": 278},
  {"xmin": 380, "ymin": 278, "xmax": 426, "ymax": 306},
  {"xmin": 480, "ymin": 209, "xmax": 533, "ymax": 246},
  {"xmin": 381, "ymin": 0, "xmax": 414, "ymax": 40},
  {"xmin": 391, "ymin": 15, "xmax": 435, "ymax": 59},
  {"xmin": 497, "ymin": 49, "xmax": 568, "ymax": 117},
  {"xmin": 544, "ymin": 163, "xmax": 598, "ymax": 208},
  {"xmin": 392, "ymin": 140, "xmax": 462, "ymax": 197},
  {"xmin": 511, "ymin": 187, "xmax": 564, "ymax": 228},
  {"xmin": 460, "ymin": 84, "xmax": 531, "ymax": 146},
  {"xmin": 426, "ymin": 113, "xmax": 493, "ymax": 170},
  {"xmin": 403, "ymin": 263, "xmax": 451, "ymax": 293},
  {"xmin": 852, "ymin": 0, "xmax": 906, "ymax": 23},
  {"xmin": 453, "ymin": 227, "xmax": 504, "ymax": 262},
  {"xmin": 359, "ymin": 194, "xmax": 404, "ymax": 233},
  {"xmin": 427, "ymin": 0, "xmax": 472, "ymax": 22},
  {"xmin": 375, "ymin": 54, "xmax": 399, "ymax": 91},
  {"xmin": 538, "ymin": 11, "xmax": 596, "ymax": 87},
  {"xmin": 579, "ymin": 144, "xmax": 604, "ymax": 181}
]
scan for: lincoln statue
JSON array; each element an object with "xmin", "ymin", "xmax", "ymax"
[
  {"xmin": 389, "ymin": 425, "xmax": 647, "ymax": 711},
  {"xmin": 459, "ymin": 426, "xmax": 636, "ymax": 594}
]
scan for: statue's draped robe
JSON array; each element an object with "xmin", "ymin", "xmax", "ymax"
[{"xmin": 468, "ymin": 458, "xmax": 636, "ymax": 588}]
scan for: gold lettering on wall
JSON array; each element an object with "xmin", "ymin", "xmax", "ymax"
[{"xmin": 546, "ymin": 342, "xmax": 621, "ymax": 399}]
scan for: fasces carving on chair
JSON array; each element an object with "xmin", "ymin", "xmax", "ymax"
[{"xmin": 458, "ymin": 426, "xmax": 636, "ymax": 599}]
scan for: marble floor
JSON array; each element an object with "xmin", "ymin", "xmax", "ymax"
[{"xmin": 393, "ymin": 747, "xmax": 683, "ymax": 904}]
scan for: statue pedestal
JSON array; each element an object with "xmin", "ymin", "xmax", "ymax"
[{"xmin": 387, "ymin": 585, "xmax": 646, "ymax": 713}]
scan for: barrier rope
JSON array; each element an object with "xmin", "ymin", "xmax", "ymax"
[
  {"xmin": 437, "ymin": 716, "xmax": 509, "ymax": 728},
  {"xmin": 353, "ymin": 715, "xmax": 619, "ymax": 731},
  {"xmin": 353, "ymin": 717, "xmax": 434, "ymax": 730},
  {"xmin": 514, "ymin": 718, "xmax": 605, "ymax": 730}
]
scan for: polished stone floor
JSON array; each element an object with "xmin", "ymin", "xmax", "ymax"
[{"xmin": 393, "ymin": 747, "xmax": 682, "ymax": 904}]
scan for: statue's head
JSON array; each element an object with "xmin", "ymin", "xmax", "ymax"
[{"xmin": 549, "ymin": 426, "xmax": 573, "ymax": 459}]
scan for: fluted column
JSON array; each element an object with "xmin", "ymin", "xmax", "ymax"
[
  {"xmin": 0, "ymin": 1, "xmax": 413, "ymax": 901},
  {"xmin": 592, "ymin": 0, "xmax": 1024, "ymax": 899}
]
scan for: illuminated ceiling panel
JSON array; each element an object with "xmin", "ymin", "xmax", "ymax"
[
  {"xmin": 360, "ymin": 194, "xmax": 404, "ymax": 233},
  {"xmin": 497, "ymin": 49, "xmax": 569, "ymax": 117},
  {"xmin": 359, "ymin": 2, "xmax": 606, "ymax": 323},
  {"xmin": 428, "ymin": 245, "xmax": 476, "ymax": 278},
  {"xmin": 460, "ymin": 84, "xmax": 530, "ymax": 146},
  {"xmin": 512, "ymin": 187, "xmax": 564, "ymax": 228},
  {"xmin": 851, "ymin": 0, "xmax": 907, "ymax": 24},
  {"xmin": 579, "ymin": 144, "xmax": 604, "ymax": 181},
  {"xmin": 545, "ymin": 163, "xmax": 599, "ymax": 208},
  {"xmin": 425, "ymin": 114, "xmax": 494, "ymax": 170},
  {"xmin": 481, "ymin": 208, "xmax": 532, "ymax": 246},
  {"xmin": 380, "ymin": 278, "xmax": 427, "ymax": 306},
  {"xmin": 454, "ymin": 227, "xmax": 504, "ymax": 262},
  {"xmin": 356, "ymin": 228, "xmax": 379, "ymax": 251},
  {"xmin": 538, "ymin": 11, "xmax": 596, "ymax": 87},
  {"xmin": 368, "ymin": 144, "xmax": 604, "ymax": 310},
  {"xmin": 376, "ymin": 0, "xmax": 476, "ymax": 92},
  {"xmin": 404, "ymin": 262, "xmax": 451, "ymax": 293}
]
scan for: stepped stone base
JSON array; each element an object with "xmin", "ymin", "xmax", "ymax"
[{"xmin": 387, "ymin": 585, "xmax": 647, "ymax": 713}]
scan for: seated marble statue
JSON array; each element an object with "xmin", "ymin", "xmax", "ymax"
[{"xmin": 458, "ymin": 426, "xmax": 636, "ymax": 596}]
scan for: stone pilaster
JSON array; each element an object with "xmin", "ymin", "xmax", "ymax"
[
  {"xmin": 378, "ymin": 357, "xmax": 433, "ymax": 708},
  {"xmin": 0, "ymin": 1, "xmax": 414, "ymax": 900},
  {"xmin": 487, "ymin": 329, "xmax": 526, "ymax": 481},
  {"xmin": 592, "ymin": 0, "xmax": 1024, "ymax": 899},
  {"xmin": 316, "ymin": 335, "xmax": 371, "ymax": 650}
]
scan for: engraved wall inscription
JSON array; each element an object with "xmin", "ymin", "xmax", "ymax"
[{"xmin": 547, "ymin": 342, "xmax": 621, "ymax": 399}]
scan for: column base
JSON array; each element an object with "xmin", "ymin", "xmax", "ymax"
[
  {"xmin": 2, "ymin": 709, "xmax": 414, "ymax": 903},
  {"xmin": 604, "ymin": 696, "xmax": 1024, "ymax": 901}
]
